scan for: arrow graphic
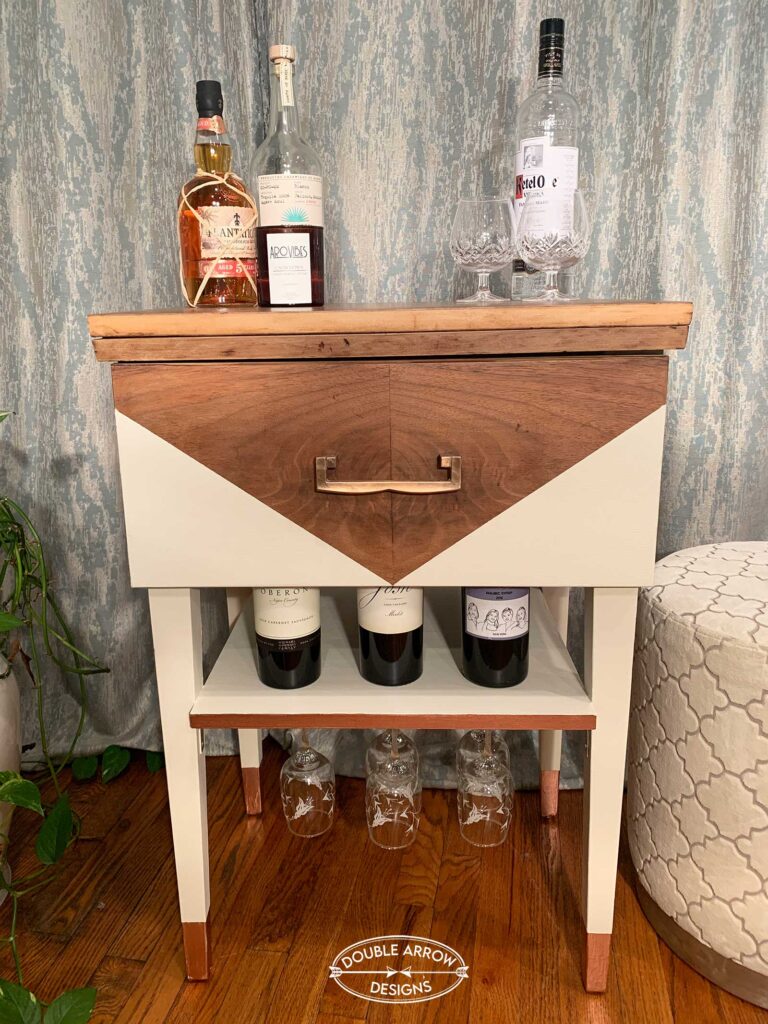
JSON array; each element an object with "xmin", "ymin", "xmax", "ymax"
[{"xmin": 330, "ymin": 965, "xmax": 468, "ymax": 979}]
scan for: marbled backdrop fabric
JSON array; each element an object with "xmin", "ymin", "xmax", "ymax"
[{"xmin": 0, "ymin": 1, "xmax": 765, "ymax": 788}]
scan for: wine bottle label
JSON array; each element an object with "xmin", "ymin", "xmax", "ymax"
[
  {"xmin": 254, "ymin": 588, "xmax": 320, "ymax": 640},
  {"xmin": 357, "ymin": 587, "xmax": 423, "ymax": 634},
  {"xmin": 514, "ymin": 137, "xmax": 578, "ymax": 234},
  {"xmin": 256, "ymin": 632, "xmax": 317, "ymax": 654},
  {"xmin": 464, "ymin": 588, "xmax": 529, "ymax": 641},
  {"xmin": 265, "ymin": 231, "xmax": 311, "ymax": 304},
  {"xmin": 257, "ymin": 174, "xmax": 324, "ymax": 228},
  {"xmin": 198, "ymin": 206, "xmax": 257, "ymax": 258}
]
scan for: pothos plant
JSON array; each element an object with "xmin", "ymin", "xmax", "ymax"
[{"xmin": 0, "ymin": 411, "xmax": 162, "ymax": 1023}]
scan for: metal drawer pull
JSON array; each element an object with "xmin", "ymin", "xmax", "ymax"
[{"xmin": 315, "ymin": 455, "xmax": 461, "ymax": 495}]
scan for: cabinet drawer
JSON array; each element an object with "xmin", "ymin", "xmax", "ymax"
[{"xmin": 112, "ymin": 355, "xmax": 667, "ymax": 586}]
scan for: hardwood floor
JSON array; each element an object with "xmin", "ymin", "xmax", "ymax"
[{"xmin": 2, "ymin": 739, "xmax": 763, "ymax": 1024}]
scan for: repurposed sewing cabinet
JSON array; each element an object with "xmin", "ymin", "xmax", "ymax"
[{"xmin": 89, "ymin": 301, "xmax": 692, "ymax": 992}]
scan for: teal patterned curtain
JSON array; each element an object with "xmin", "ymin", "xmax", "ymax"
[{"xmin": 1, "ymin": 1, "xmax": 765, "ymax": 787}]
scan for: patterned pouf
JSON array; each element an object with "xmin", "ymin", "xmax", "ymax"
[{"xmin": 628, "ymin": 542, "xmax": 768, "ymax": 1007}]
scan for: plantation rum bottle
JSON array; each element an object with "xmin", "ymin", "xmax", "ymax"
[
  {"xmin": 514, "ymin": 19, "xmax": 580, "ymax": 235},
  {"xmin": 178, "ymin": 80, "xmax": 258, "ymax": 306},
  {"xmin": 252, "ymin": 45, "xmax": 325, "ymax": 306}
]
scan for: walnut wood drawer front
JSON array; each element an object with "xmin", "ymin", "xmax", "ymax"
[{"xmin": 112, "ymin": 356, "xmax": 668, "ymax": 587}]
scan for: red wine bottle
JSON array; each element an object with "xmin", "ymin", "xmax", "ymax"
[
  {"xmin": 357, "ymin": 587, "xmax": 423, "ymax": 686},
  {"xmin": 461, "ymin": 588, "xmax": 529, "ymax": 688},
  {"xmin": 253, "ymin": 587, "xmax": 321, "ymax": 689}
]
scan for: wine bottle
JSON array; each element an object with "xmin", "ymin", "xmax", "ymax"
[
  {"xmin": 357, "ymin": 587, "xmax": 423, "ymax": 686},
  {"xmin": 514, "ymin": 18, "xmax": 580, "ymax": 236},
  {"xmin": 253, "ymin": 587, "xmax": 321, "ymax": 689},
  {"xmin": 252, "ymin": 44, "xmax": 325, "ymax": 306},
  {"xmin": 462, "ymin": 588, "xmax": 529, "ymax": 688}
]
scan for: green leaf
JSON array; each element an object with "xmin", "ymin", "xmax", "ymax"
[
  {"xmin": 35, "ymin": 795, "xmax": 73, "ymax": 865},
  {"xmin": 43, "ymin": 988, "xmax": 96, "ymax": 1024},
  {"xmin": 0, "ymin": 612, "xmax": 25, "ymax": 632},
  {"xmin": 0, "ymin": 980, "xmax": 41, "ymax": 1024},
  {"xmin": 0, "ymin": 412, "xmax": 10, "ymax": 424},
  {"xmin": 101, "ymin": 746, "xmax": 130, "ymax": 784},
  {"xmin": 0, "ymin": 774, "xmax": 43, "ymax": 816},
  {"xmin": 145, "ymin": 751, "xmax": 164, "ymax": 773},
  {"xmin": 71, "ymin": 756, "xmax": 98, "ymax": 782}
]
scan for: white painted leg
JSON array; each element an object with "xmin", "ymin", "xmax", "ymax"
[
  {"xmin": 226, "ymin": 587, "xmax": 264, "ymax": 815},
  {"xmin": 581, "ymin": 586, "xmax": 638, "ymax": 992},
  {"xmin": 539, "ymin": 587, "xmax": 569, "ymax": 817},
  {"xmin": 148, "ymin": 587, "xmax": 211, "ymax": 980}
]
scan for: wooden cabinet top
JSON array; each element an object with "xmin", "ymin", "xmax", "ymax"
[{"xmin": 90, "ymin": 301, "xmax": 692, "ymax": 362}]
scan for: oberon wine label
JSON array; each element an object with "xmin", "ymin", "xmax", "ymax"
[{"xmin": 254, "ymin": 587, "xmax": 320, "ymax": 639}]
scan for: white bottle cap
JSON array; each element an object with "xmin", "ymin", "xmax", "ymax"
[{"xmin": 269, "ymin": 44, "xmax": 296, "ymax": 62}]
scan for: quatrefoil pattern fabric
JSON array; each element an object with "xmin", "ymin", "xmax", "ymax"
[{"xmin": 627, "ymin": 543, "xmax": 768, "ymax": 975}]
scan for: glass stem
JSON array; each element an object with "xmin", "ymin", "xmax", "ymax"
[
  {"xmin": 299, "ymin": 728, "xmax": 309, "ymax": 750},
  {"xmin": 544, "ymin": 270, "xmax": 559, "ymax": 295},
  {"xmin": 483, "ymin": 730, "xmax": 492, "ymax": 757},
  {"xmin": 390, "ymin": 730, "xmax": 399, "ymax": 760},
  {"xmin": 477, "ymin": 271, "xmax": 491, "ymax": 294}
]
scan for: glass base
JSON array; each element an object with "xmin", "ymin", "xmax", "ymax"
[
  {"xmin": 523, "ymin": 289, "xmax": 578, "ymax": 303},
  {"xmin": 457, "ymin": 289, "xmax": 511, "ymax": 305}
]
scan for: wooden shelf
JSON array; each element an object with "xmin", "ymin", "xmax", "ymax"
[{"xmin": 189, "ymin": 588, "xmax": 595, "ymax": 730}]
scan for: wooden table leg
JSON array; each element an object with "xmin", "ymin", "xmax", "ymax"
[
  {"xmin": 539, "ymin": 587, "xmax": 569, "ymax": 818},
  {"xmin": 149, "ymin": 588, "xmax": 211, "ymax": 981},
  {"xmin": 581, "ymin": 587, "xmax": 637, "ymax": 992},
  {"xmin": 226, "ymin": 588, "xmax": 264, "ymax": 815}
]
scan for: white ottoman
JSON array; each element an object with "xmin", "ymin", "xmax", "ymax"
[{"xmin": 628, "ymin": 542, "xmax": 768, "ymax": 1007}]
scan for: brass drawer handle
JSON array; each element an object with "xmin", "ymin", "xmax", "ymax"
[{"xmin": 315, "ymin": 455, "xmax": 461, "ymax": 495}]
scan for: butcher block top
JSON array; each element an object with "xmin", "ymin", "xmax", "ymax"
[{"xmin": 89, "ymin": 301, "xmax": 692, "ymax": 362}]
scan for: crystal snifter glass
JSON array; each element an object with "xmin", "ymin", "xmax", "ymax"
[{"xmin": 449, "ymin": 196, "xmax": 516, "ymax": 304}]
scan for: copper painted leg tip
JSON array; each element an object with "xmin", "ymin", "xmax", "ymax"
[
  {"xmin": 183, "ymin": 916, "xmax": 212, "ymax": 981},
  {"xmin": 582, "ymin": 932, "xmax": 612, "ymax": 992},
  {"xmin": 540, "ymin": 769, "xmax": 560, "ymax": 818},
  {"xmin": 242, "ymin": 766, "xmax": 262, "ymax": 815}
]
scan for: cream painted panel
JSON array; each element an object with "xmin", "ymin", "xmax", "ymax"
[
  {"xmin": 400, "ymin": 408, "xmax": 667, "ymax": 587},
  {"xmin": 115, "ymin": 412, "xmax": 388, "ymax": 588}
]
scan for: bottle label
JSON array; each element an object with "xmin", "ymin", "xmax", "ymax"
[
  {"xmin": 196, "ymin": 115, "xmax": 226, "ymax": 134},
  {"xmin": 196, "ymin": 257, "xmax": 257, "ymax": 279},
  {"xmin": 198, "ymin": 206, "xmax": 257, "ymax": 258},
  {"xmin": 276, "ymin": 62, "xmax": 295, "ymax": 107},
  {"xmin": 514, "ymin": 137, "xmax": 578, "ymax": 235},
  {"xmin": 464, "ymin": 588, "xmax": 529, "ymax": 641},
  {"xmin": 266, "ymin": 231, "xmax": 312, "ymax": 304},
  {"xmin": 257, "ymin": 174, "xmax": 324, "ymax": 228},
  {"xmin": 254, "ymin": 588, "xmax": 320, "ymax": 640},
  {"xmin": 357, "ymin": 587, "xmax": 423, "ymax": 634},
  {"xmin": 538, "ymin": 44, "xmax": 564, "ymax": 77}
]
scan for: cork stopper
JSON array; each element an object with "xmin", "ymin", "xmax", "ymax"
[{"xmin": 269, "ymin": 44, "xmax": 296, "ymax": 62}]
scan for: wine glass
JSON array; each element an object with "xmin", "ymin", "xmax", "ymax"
[
  {"xmin": 516, "ymin": 189, "xmax": 590, "ymax": 302},
  {"xmin": 449, "ymin": 196, "xmax": 517, "ymax": 304},
  {"xmin": 365, "ymin": 729, "xmax": 421, "ymax": 849},
  {"xmin": 456, "ymin": 729, "xmax": 510, "ymax": 782},
  {"xmin": 457, "ymin": 730, "xmax": 513, "ymax": 847},
  {"xmin": 280, "ymin": 729, "xmax": 335, "ymax": 837}
]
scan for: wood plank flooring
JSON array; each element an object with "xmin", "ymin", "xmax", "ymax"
[{"xmin": 1, "ymin": 739, "xmax": 763, "ymax": 1024}]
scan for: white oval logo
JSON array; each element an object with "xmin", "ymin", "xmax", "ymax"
[{"xmin": 329, "ymin": 934, "xmax": 468, "ymax": 1005}]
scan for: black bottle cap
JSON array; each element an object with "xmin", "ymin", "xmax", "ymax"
[
  {"xmin": 540, "ymin": 17, "xmax": 564, "ymax": 39},
  {"xmin": 196, "ymin": 80, "xmax": 223, "ymax": 117}
]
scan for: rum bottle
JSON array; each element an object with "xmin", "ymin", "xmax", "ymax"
[{"xmin": 178, "ymin": 80, "xmax": 258, "ymax": 306}]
